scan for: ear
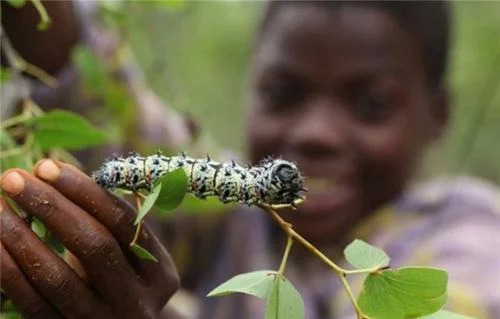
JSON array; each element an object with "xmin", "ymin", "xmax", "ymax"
[{"xmin": 428, "ymin": 85, "xmax": 450, "ymax": 141}]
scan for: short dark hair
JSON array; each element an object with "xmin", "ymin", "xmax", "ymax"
[{"xmin": 259, "ymin": 1, "xmax": 451, "ymax": 88}]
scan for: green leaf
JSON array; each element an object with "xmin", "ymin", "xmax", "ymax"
[
  {"xmin": 1, "ymin": 312, "xmax": 23, "ymax": 319},
  {"xmin": 0, "ymin": 128, "xmax": 30, "ymax": 171},
  {"xmin": 72, "ymin": 46, "xmax": 107, "ymax": 94},
  {"xmin": 358, "ymin": 267, "xmax": 448, "ymax": 319},
  {"xmin": 151, "ymin": 0, "xmax": 186, "ymax": 10},
  {"xmin": 134, "ymin": 183, "xmax": 162, "ymax": 225},
  {"xmin": 207, "ymin": 270, "xmax": 276, "ymax": 298},
  {"xmin": 344, "ymin": 239, "xmax": 390, "ymax": 270},
  {"xmin": 31, "ymin": 217, "xmax": 46, "ymax": 238},
  {"xmin": 423, "ymin": 310, "xmax": 476, "ymax": 319},
  {"xmin": 1, "ymin": 67, "xmax": 11, "ymax": 84},
  {"xmin": 133, "ymin": 169, "xmax": 188, "ymax": 224},
  {"xmin": 265, "ymin": 274, "xmax": 305, "ymax": 319},
  {"xmin": 176, "ymin": 194, "xmax": 232, "ymax": 215},
  {"xmin": 36, "ymin": 18, "xmax": 51, "ymax": 31},
  {"xmin": 129, "ymin": 243, "xmax": 158, "ymax": 262},
  {"xmin": 153, "ymin": 168, "xmax": 188, "ymax": 212},
  {"xmin": 29, "ymin": 110, "xmax": 107, "ymax": 150},
  {"xmin": 6, "ymin": 0, "xmax": 26, "ymax": 8}
]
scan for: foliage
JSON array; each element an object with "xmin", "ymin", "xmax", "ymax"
[
  {"xmin": 129, "ymin": 168, "xmax": 188, "ymax": 261},
  {"xmin": 358, "ymin": 267, "xmax": 448, "ymax": 319},
  {"xmin": 129, "ymin": 243, "xmax": 159, "ymax": 263},
  {"xmin": 5, "ymin": 0, "xmax": 26, "ymax": 9},
  {"xmin": 123, "ymin": 1, "xmax": 500, "ymax": 184},
  {"xmin": 208, "ymin": 270, "xmax": 275, "ymax": 298},
  {"xmin": 207, "ymin": 270, "xmax": 304, "ymax": 319},
  {"xmin": 265, "ymin": 274, "xmax": 304, "ymax": 319},
  {"xmin": 150, "ymin": 168, "xmax": 188, "ymax": 212},
  {"xmin": 207, "ymin": 238, "xmax": 466, "ymax": 319},
  {"xmin": 344, "ymin": 239, "xmax": 390, "ymax": 270},
  {"xmin": 28, "ymin": 110, "xmax": 107, "ymax": 150},
  {"xmin": 0, "ymin": 1, "xmax": 491, "ymax": 318},
  {"xmin": 1, "ymin": 104, "xmax": 108, "ymax": 171},
  {"xmin": 424, "ymin": 310, "xmax": 475, "ymax": 319},
  {"xmin": 124, "ymin": 1, "xmax": 261, "ymax": 149}
]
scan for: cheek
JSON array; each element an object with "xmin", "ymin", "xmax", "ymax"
[
  {"xmin": 357, "ymin": 114, "xmax": 425, "ymax": 207},
  {"xmin": 247, "ymin": 108, "xmax": 289, "ymax": 163}
]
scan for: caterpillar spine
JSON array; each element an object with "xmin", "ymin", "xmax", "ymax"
[{"xmin": 92, "ymin": 152, "xmax": 305, "ymax": 207}]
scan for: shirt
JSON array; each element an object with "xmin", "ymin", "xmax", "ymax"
[{"xmin": 165, "ymin": 177, "xmax": 500, "ymax": 319}]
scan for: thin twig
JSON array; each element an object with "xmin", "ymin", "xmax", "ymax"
[
  {"xmin": 0, "ymin": 133, "xmax": 34, "ymax": 159},
  {"xmin": 30, "ymin": 0, "xmax": 52, "ymax": 31},
  {"xmin": 0, "ymin": 27, "xmax": 57, "ymax": 87},
  {"xmin": 260, "ymin": 206, "xmax": 344, "ymax": 274},
  {"xmin": 277, "ymin": 235, "xmax": 293, "ymax": 275},
  {"xmin": 260, "ymin": 205, "xmax": 370, "ymax": 319},
  {"xmin": 1, "ymin": 113, "xmax": 31, "ymax": 129},
  {"xmin": 130, "ymin": 194, "xmax": 143, "ymax": 246},
  {"xmin": 339, "ymin": 273, "xmax": 366, "ymax": 318}
]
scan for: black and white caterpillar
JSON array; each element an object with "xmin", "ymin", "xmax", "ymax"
[{"xmin": 92, "ymin": 152, "xmax": 305, "ymax": 208}]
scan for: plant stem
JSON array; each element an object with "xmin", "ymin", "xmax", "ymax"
[
  {"xmin": 30, "ymin": 0, "xmax": 52, "ymax": 31},
  {"xmin": 339, "ymin": 274, "xmax": 366, "ymax": 318},
  {"xmin": 130, "ymin": 194, "xmax": 143, "ymax": 246},
  {"xmin": 260, "ymin": 205, "xmax": 370, "ymax": 319},
  {"xmin": 0, "ymin": 133, "xmax": 34, "ymax": 159},
  {"xmin": 277, "ymin": 235, "xmax": 293, "ymax": 275},
  {"xmin": 261, "ymin": 206, "xmax": 345, "ymax": 274},
  {"xmin": 344, "ymin": 268, "xmax": 379, "ymax": 275},
  {"xmin": 0, "ymin": 26, "xmax": 57, "ymax": 87},
  {"xmin": 0, "ymin": 113, "xmax": 31, "ymax": 129}
]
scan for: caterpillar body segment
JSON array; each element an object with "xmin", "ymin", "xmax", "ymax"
[{"xmin": 92, "ymin": 152, "xmax": 305, "ymax": 208}]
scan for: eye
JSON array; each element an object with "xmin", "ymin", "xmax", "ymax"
[
  {"xmin": 351, "ymin": 90, "xmax": 393, "ymax": 123},
  {"xmin": 257, "ymin": 75, "xmax": 305, "ymax": 113}
]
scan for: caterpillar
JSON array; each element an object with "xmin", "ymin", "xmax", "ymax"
[{"xmin": 92, "ymin": 152, "xmax": 306, "ymax": 208}]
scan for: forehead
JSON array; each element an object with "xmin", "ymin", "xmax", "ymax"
[{"xmin": 255, "ymin": 5, "xmax": 423, "ymax": 82}]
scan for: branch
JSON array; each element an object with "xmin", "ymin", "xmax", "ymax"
[
  {"xmin": 30, "ymin": 0, "xmax": 52, "ymax": 31},
  {"xmin": 0, "ymin": 27, "xmax": 57, "ymax": 87},
  {"xmin": 259, "ymin": 205, "xmax": 370, "ymax": 319}
]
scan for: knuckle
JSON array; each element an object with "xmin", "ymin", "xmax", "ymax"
[
  {"xmin": 44, "ymin": 267, "xmax": 71, "ymax": 294},
  {"xmin": 82, "ymin": 233, "xmax": 118, "ymax": 259},
  {"xmin": 0, "ymin": 220, "xmax": 23, "ymax": 242}
]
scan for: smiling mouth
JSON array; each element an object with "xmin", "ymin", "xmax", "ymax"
[{"xmin": 297, "ymin": 177, "xmax": 357, "ymax": 216}]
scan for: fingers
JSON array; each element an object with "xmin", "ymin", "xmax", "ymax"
[
  {"xmin": 35, "ymin": 160, "xmax": 138, "ymax": 247},
  {"xmin": 0, "ymin": 169, "xmax": 146, "ymax": 314},
  {"xmin": 0, "ymin": 200, "xmax": 109, "ymax": 318},
  {"xmin": 35, "ymin": 160, "xmax": 180, "ymax": 301},
  {"xmin": 1, "ymin": 241, "xmax": 62, "ymax": 319}
]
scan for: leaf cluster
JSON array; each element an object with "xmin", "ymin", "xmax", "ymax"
[{"xmin": 207, "ymin": 239, "xmax": 473, "ymax": 319}]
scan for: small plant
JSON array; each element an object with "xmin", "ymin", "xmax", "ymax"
[
  {"xmin": 121, "ymin": 164, "xmax": 474, "ymax": 319},
  {"xmin": 0, "ymin": 2, "xmax": 477, "ymax": 318}
]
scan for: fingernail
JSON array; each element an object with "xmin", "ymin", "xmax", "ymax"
[
  {"xmin": 1, "ymin": 171, "xmax": 25, "ymax": 195},
  {"xmin": 36, "ymin": 159, "xmax": 60, "ymax": 182}
]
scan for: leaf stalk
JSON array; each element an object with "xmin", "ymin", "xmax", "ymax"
[{"xmin": 259, "ymin": 205, "xmax": 371, "ymax": 319}]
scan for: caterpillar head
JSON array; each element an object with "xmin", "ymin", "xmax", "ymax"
[{"xmin": 267, "ymin": 159, "xmax": 304, "ymax": 205}]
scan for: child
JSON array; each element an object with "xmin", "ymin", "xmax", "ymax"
[
  {"xmin": 1, "ymin": 1, "xmax": 499, "ymax": 319},
  {"xmin": 179, "ymin": 2, "xmax": 500, "ymax": 318}
]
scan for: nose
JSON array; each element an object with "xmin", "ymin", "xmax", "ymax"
[{"xmin": 288, "ymin": 97, "xmax": 348, "ymax": 160}]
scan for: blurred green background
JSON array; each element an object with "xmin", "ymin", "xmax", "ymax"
[{"xmin": 118, "ymin": 1, "xmax": 499, "ymax": 183}]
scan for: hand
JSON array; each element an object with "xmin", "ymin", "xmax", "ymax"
[{"xmin": 0, "ymin": 159, "xmax": 180, "ymax": 318}]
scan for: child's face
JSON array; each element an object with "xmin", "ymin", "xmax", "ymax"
[{"xmin": 248, "ymin": 5, "xmax": 447, "ymax": 243}]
